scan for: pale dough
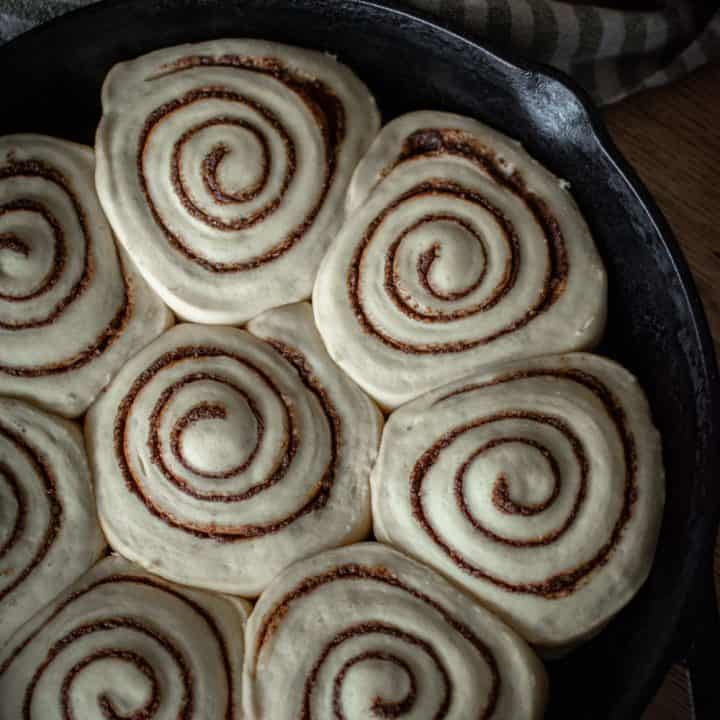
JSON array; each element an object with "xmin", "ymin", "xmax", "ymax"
[
  {"xmin": 0, "ymin": 555, "xmax": 249, "ymax": 719},
  {"xmin": 85, "ymin": 303, "xmax": 381, "ymax": 595},
  {"xmin": 0, "ymin": 398, "xmax": 105, "ymax": 647},
  {"xmin": 96, "ymin": 39, "xmax": 380, "ymax": 323},
  {"xmin": 0, "ymin": 134, "xmax": 172, "ymax": 417},
  {"xmin": 371, "ymin": 352, "xmax": 665, "ymax": 650},
  {"xmin": 314, "ymin": 111, "xmax": 607, "ymax": 408},
  {"xmin": 244, "ymin": 543, "xmax": 547, "ymax": 719}
]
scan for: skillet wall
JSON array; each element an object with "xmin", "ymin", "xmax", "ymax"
[{"xmin": 0, "ymin": 1, "xmax": 717, "ymax": 717}]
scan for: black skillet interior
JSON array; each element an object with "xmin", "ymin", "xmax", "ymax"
[{"xmin": 1, "ymin": 0, "xmax": 719, "ymax": 717}]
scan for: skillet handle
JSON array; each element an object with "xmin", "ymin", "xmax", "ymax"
[{"xmin": 686, "ymin": 543, "xmax": 719, "ymax": 720}]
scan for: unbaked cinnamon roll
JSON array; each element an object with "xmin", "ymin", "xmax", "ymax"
[
  {"xmin": 0, "ymin": 135, "xmax": 172, "ymax": 417},
  {"xmin": 371, "ymin": 353, "xmax": 665, "ymax": 650},
  {"xmin": 243, "ymin": 543, "xmax": 547, "ymax": 719},
  {"xmin": 96, "ymin": 40, "xmax": 380, "ymax": 323},
  {"xmin": 314, "ymin": 111, "xmax": 607, "ymax": 408},
  {"xmin": 0, "ymin": 555, "xmax": 248, "ymax": 718},
  {"xmin": 0, "ymin": 398, "xmax": 105, "ymax": 647},
  {"xmin": 85, "ymin": 303, "xmax": 381, "ymax": 595}
]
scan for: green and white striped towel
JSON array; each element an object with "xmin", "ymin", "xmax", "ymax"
[{"xmin": 0, "ymin": 0, "xmax": 717, "ymax": 105}]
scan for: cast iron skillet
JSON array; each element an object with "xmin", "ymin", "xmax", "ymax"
[{"xmin": 0, "ymin": 0, "xmax": 718, "ymax": 717}]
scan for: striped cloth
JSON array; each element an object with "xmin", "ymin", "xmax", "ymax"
[{"xmin": 0, "ymin": 0, "xmax": 718, "ymax": 105}]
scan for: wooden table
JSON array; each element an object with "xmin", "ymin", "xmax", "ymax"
[{"xmin": 605, "ymin": 62, "xmax": 720, "ymax": 720}]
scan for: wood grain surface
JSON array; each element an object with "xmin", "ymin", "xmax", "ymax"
[{"xmin": 604, "ymin": 62, "xmax": 720, "ymax": 720}]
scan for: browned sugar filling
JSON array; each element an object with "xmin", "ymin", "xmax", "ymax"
[
  {"xmin": 396, "ymin": 128, "xmax": 568, "ymax": 301},
  {"xmin": 167, "ymin": 104, "xmax": 295, "ymax": 232},
  {"xmin": 409, "ymin": 368, "xmax": 638, "ymax": 598},
  {"xmin": 0, "ymin": 422, "xmax": 61, "ymax": 604},
  {"xmin": 136, "ymin": 54, "xmax": 346, "ymax": 272},
  {"xmin": 254, "ymin": 563, "xmax": 500, "ymax": 720},
  {"xmin": 45, "ymin": 620, "xmax": 191, "ymax": 720},
  {"xmin": 150, "ymin": 374, "xmax": 268, "ymax": 494},
  {"xmin": 0, "ymin": 159, "xmax": 132, "ymax": 377},
  {"xmin": 1, "ymin": 575, "xmax": 236, "ymax": 720},
  {"xmin": 312, "ymin": 624, "xmax": 447, "ymax": 720},
  {"xmin": 347, "ymin": 181, "xmax": 548, "ymax": 354},
  {"xmin": 412, "ymin": 411, "xmax": 587, "ymax": 562},
  {"xmin": 112, "ymin": 341, "xmax": 340, "ymax": 540},
  {"xmin": 388, "ymin": 212, "xmax": 515, "ymax": 321},
  {"xmin": 346, "ymin": 127, "xmax": 570, "ymax": 354}
]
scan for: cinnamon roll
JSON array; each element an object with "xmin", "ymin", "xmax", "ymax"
[
  {"xmin": 0, "ymin": 135, "xmax": 172, "ymax": 417},
  {"xmin": 0, "ymin": 398, "xmax": 105, "ymax": 647},
  {"xmin": 243, "ymin": 543, "xmax": 547, "ymax": 719},
  {"xmin": 96, "ymin": 40, "xmax": 380, "ymax": 323},
  {"xmin": 85, "ymin": 303, "xmax": 381, "ymax": 595},
  {"xmin": 314, "ymin": 111, "xmax": 607, "ymax": 408},
  {"xmin": 371, "ymin": 353, "xmax": 665, "ymax": 650},
  {"xmin": 0, "ymin": 555, "xmax": 248, "ymax": 718}
]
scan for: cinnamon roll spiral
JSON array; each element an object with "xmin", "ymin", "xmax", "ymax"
[
  {"xmin": 85, "ymin": 303, "xmax": 381, "ymax": 595},
  {"xmin": 243, "ymin": 543, "xmax": 547, "ymax": 719},
  {"xmin": 313, "ymin": 111, "xmax": 607, "ymax": 408},
  {"xmin": 371, "ymin": 353, "xmax": 665, "ymax": 649},
  {"xmin": 0, "ymin": 135, "xmax": 172, "ymax": 417},
  {"xmin": 95, "ymin": 40, "xmax": 380, "ymax": 323},
  {"xmin": 0, "ymin": 555, "xmax": 248, "ymax": 718},
  {"xmin": 0, "ymin": 398, "xmax": 105, "ymax": 647}
]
